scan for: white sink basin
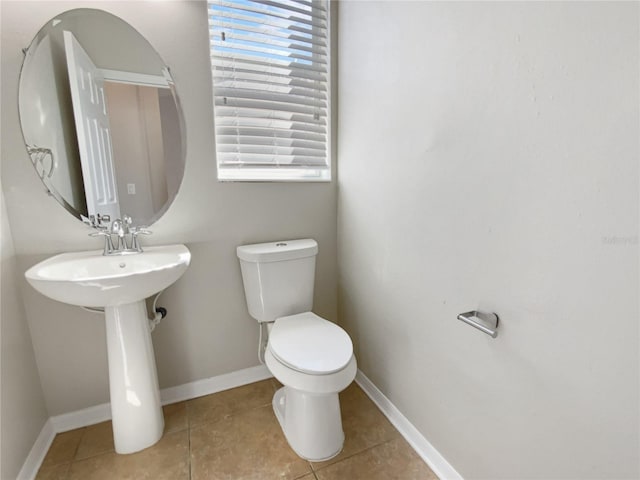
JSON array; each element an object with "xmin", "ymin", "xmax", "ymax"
[
  {"xmin": 25, "ymin": 244, "xmax": 191, "ymax": 307},
  {"xmin": 24, "ymin": 244, "xmax": 191, "ymax": 454}
]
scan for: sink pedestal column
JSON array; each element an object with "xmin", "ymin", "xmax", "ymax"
[{"xmin": 105, "ymin": 301, "xmax": 164, "ymax": 454}]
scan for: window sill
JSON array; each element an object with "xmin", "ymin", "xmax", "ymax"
[{"xmin": 217, "ymin": 168, "xmax": 331, "ymax": 183}]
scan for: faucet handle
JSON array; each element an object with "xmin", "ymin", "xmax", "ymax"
[
  {"xmin": 89, "ymin": 229, "xmax": 115, "ymax": 255},
  {"xmin": 130, "ymin": 227, "xmax": 152, "ymax": 252},
  {"xmin": 111, "ymin": 219, "xmax": 123, "ymax": 235},
  {"xmin": 122, "ymin": 215, "xmax": 132, "ymax": 234},
  {"xmin": 131, "ymin": 226, "xmax": 152, "ymax": 236}
]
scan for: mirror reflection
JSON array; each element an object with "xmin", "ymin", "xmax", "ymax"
[{"xmin": 19, "ymin": 9, "xmax": 185, "ymax": 226}]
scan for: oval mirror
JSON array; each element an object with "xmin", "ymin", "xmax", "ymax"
[{"xmin": 18, "ymin": 8, "xmax": 185, "ymax": 227}]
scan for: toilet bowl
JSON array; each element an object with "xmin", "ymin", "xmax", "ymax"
[
  {"xmin": 237, "ymin": 240, "xmax": 357, "ymax": 461},
  {"xmin": 266, "ymin": 312, "xmax": 357, "ymax": 460}
]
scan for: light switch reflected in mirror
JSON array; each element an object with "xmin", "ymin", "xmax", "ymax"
[{"xmin": 18, "ymin": 8, "xmax": 186, "ymax": 227}]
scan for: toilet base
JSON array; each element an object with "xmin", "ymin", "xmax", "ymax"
[{"xmin": 272, "ymin": 386, "xmax": 344, "ymax": 462}]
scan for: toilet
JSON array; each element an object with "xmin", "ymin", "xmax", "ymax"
[{"xmin": 237, "ymin": 239, "xmax": 357, "ymax": 461}]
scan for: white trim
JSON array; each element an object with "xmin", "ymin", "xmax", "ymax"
[
  {"xmin": 100, "ymin": 68, "xmax": 170, "ymax": 88},
  {"xmin": 355, "ymin": 370, "xmax": 463, "ymax": 480},
  {"xmin": 24, "ymin": 365, "xmax": 271, "ymax": 476},
  {"xmin": 160, "ymin": 364, "xmax": 272, "ymax": 405},
  {"xmin": 16, "ymin": 419, "xmax": 55, "ymax": 480},
  {"xmin": 22, "ymin": 366, "xmax": 457, "ymax": 479},
  {"xmin": 218, "ymin": 167, "xmax": 331, "ymax": 183},
  {"xmin": 21, "ymin": 365, "xmax": 272, "ymax": 477},
  {"xmin": 49, "ymin": 364, "xmax": 272, "ymax": 433},
  {"xmin": 50, "ymin": 402, "xmax": 112, "ymax": 433}
]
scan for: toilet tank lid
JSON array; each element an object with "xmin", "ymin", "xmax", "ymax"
[{"xmin": 237, "ymin": 239, "xmax": 318, "ymax": 263}]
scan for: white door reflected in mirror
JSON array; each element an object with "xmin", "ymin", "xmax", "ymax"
[{"xmin": 64, "ymin": 30, "xmax": 121, "ymax": 221}]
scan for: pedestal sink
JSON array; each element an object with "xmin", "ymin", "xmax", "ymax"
[{"xmin": 25, "ymin": 244, "xmax": 191, "ymax": 454}]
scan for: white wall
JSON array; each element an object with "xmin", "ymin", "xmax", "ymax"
[
  {"xmin": 1, "ymin": 189, "xmax": 49, "ymax": 479},
  {"xmin": 337, "ymin": 2, "xmax": 639, "ymax": 479},
  {"xmin": 1, "ymin": 1, "xmax": 337, "ymax": 415}
]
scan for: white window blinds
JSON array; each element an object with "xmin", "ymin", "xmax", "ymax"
[{"xmin": 208, "ymin": 0, "xmax": 330, "ymax": 181}]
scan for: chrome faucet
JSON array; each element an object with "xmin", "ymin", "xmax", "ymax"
[
  {"xmin": 129, "ymin": 226, "xmax": 152, "ymax": 252},
  {"xmin": 89, "ymin": 214, "xmax": 151, "ymax": 255},
  {"xmin": 111, "ymin": 218, "xmax": 124, "ymax": 250},
  {"xmin": 122, "ymin": 215, "xmax": 133, "ymax": 236},
  {"xmin": 89, "ymin": 227, "xmax": 115, "ymax": 256}
]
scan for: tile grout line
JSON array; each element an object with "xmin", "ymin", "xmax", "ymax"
[
  {"xmin": 188, "ymin": 421, "xmax": 193, "ymax": 480},
  {"xmin": 42, "ymin": 428, "xmax": 87, "ymax": 470},
  {"xmin": 71, "ymin": 423, "xmax": 120, "ymax": 465},
  {"xmin": 310, "ymin": 436, "xmax": 399, "ymax": 475},
  {"xmin": 40, "ymin": 381, "xmax": 411, "ymax": 480},
  {"xmin": 186, "ymin": 401, "xmax": 193, "ymax": 480},
  {"xmin": 72, "ymin": 427, "xmax": 87, "ymax": 463},
  {"xmin": 71, "ymin": 448, "xmax": 115, "ymax": 464},
  {"xmin": 187, "ymin": 401, "xmax": 274, "ymax": 433}
]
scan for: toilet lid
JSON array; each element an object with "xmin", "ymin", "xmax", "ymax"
[{"xmin": 268, "ymin": 312, "xmax": 353, "ymax": 375}]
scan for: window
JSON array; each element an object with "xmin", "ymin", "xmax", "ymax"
[{"xmin": 208, "ymin": 0, "xmax": 331, "ymax": 182}]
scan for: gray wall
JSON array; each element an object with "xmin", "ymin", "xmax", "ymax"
[
  {"xmin": 337, "ymin": 2, "xmax": 639, "ymax": 479},
  {"xmin": 1, "ymin": 1, "xmax": 337, "ymax": 415},
  {"xmin": 1, "ymin": 189, "xmax": 49, "ymax": 480}
]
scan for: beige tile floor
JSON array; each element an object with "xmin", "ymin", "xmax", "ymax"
[{"xmin": 36, "ymin": 379, "xmax": 438, "ymax": 480}]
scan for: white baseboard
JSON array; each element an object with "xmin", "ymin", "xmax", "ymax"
[
  {"xmin": 50, "ymin": 364, "xmax": 272, "ymax": 433},
  {"xmin": 23, "ymin": 366, "xmax": 456, "ymax": 480},
  {"xmin": 50, "ymin": 402, "xmax": 112, "ymax": 433},
  {"xmin": 19, "ymin": 364, "xmax": 273, "ymax": 479},
  {"xmin": 160, "ymin": 364, "xmax": 272, "ymax": 405},
  {"xmin": 16, "ymin": 419, "xmax": 55, "ymax": 480},
  {"xmin": 355, "ymin": 370, "xmax": 463, "ymax": 480}
]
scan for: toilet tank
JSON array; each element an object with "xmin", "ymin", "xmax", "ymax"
[{"xmin": 237, "ymin": 239, "xmax": 318, "ymax": 323}]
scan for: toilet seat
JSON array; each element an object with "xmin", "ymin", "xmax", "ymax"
[
  {"xmin": 269, "ymin": 312, "xmax": 353, "ymax": 375},
  {"xmin": 265, "ymin": 349, "xmax": 357, "ymax": 396}
]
